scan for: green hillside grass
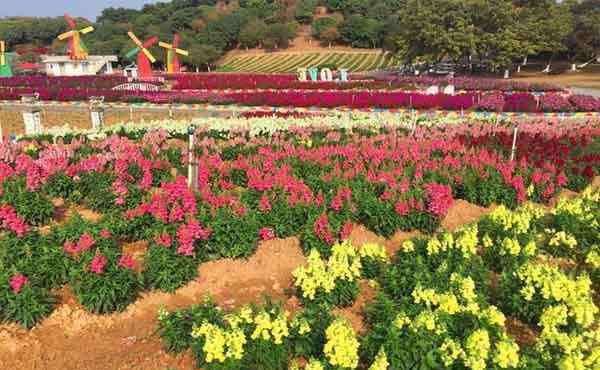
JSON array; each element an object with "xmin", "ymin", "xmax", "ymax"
[{"xmin": 218, "ymin": 52, "xmax": 399, "ymax": 73}]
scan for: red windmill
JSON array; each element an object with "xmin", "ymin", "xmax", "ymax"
[
  {"xmin": 159, "ymin": 34, "xmax": 189, "ymax": 74},
  {"xmin": 57, "ymin": 13, "xmax": 94, "ymax": 60},
  {"xmin": 126, "ymin": 31, "xmax": 158, "ymax": 78}
]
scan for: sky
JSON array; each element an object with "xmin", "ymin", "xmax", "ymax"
[{"xmin": 0, "ymin": 0, "xmax": 160, "ymax": 21}]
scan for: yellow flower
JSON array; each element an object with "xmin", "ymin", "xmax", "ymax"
[
  {"xmin": 324, "ymin": 318, "xmax": 360, "ymax": 369},
  {"xmin": 439, "ymin": 338, "xmax": 465, "ymax": 366},
  {"xmin": 393, "ymin": 313, "xmax": 410, "ymax": 330},
  {"xmin": 305, "ymin": 359, "xmax": 325, "ymax": 370},
  {"xmin": 493, "ymin": 339, "xmax": 519, "ymax": 368},
  {"xmin": 464, "ymin": 329, "xmax": 490, "ymax": 370},
  {"xmin": 360, "ymin": 242, "xmax": 388, "ymax": 262},
  {"xmin": 401, "ymin": 240, "xmax": 415, "ymax": 252},
  {"xmin": 368, "ymin": 348, "xmax": 389, "ymax": 370}
]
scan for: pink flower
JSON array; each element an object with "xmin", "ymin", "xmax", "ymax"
[
  {"xmin": 259, "ymin": 227, "xmax": 275, "ymax": 240},
  {"xmin": 99, "ymin": 229, "xmax": 112, "ymax": 239},
  {"xmin": 339, "ymin": 221, "xmax": 353, "ymax": 240},
  {"xmin": 9, "ymin": 273, "xmax": 28, "ymax": 294},
  {"xmin": 118, "ymin": 254, "xmax": 136, "ymax": 270},
  {"xmin": 63, "ymin": 240, "xmax": 78, "ymax": 254},
  {"xmin": 259, "ymin": 195, "xmax": 272, "ymax": 212},
  {"xmin": 395, "ymin": 201, "xmax": 410, "ymax": 216},
  {"xmin": 90, "ymin": 254, "xmax": 108, "ymax": 275},
  {"xmin": 0, "ymin": 205, "xmax": 29, "ymax": 236},
  {"xmin": 154, "ymin": 233, "xmax": 172, "ymax": 247},
  {"xmin": 424, "ymin": 183, "xmax": 454, "ymax": 218},
  {"xmin": 115, "ymin": 197, "xmax": 125, "ymax": 206},
  {"xmin": 77, "ymin": 233, "xmax": 95, "ymax": 252}
]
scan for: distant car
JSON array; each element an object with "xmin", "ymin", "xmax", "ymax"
[{"xmin": 428, "ymin": 63, "xmax": 455, "ymax": 75}]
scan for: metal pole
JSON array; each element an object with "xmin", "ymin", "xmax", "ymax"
[
  {"xmin": 510, "ymin": 124, "xmax": 519, "ymax": 162},
  {"xmin": 187, "ymin": 124, "xmax": 198, "ymax": 189}
]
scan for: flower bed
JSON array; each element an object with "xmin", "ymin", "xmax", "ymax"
[
  {"xmin": 154, "ymin": 187, "xmax": 600, "ymax": 369},
  {"xmin": 0, "ymin": 117, "xmax": 599, "ymax": 367}
]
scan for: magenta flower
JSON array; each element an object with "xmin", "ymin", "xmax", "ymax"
[
  {"xmin": 259, "ymin": 227, "xmax": 275, "ymax": 240},
  {"xmin": 90, "ymin": 254, "xmax": 108, "ymax": 275},
  {"xmin": 9, "ymin": 273, "xmax": 28, "ymax": 294},
  {"xmin": 118, "ymin": 254, "xmax": 136, "ymax": 270}
]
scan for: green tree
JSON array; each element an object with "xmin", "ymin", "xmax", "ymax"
[
  {"xmin": 295, "ymin": 0, "xmax": 317, "ymax": 23},
  {"xmin": 188, "ymin": 44, "xmax": 220, "ymax": 71},
  {"xmin": 338, "ymin": 15, "xmax": 382, "ymax": 48},
  {"xmin": 238, "ymin": 19, "xmax": 268, "ymax": 48}
]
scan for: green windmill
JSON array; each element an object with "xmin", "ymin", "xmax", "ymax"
[{"xmin": 0, "ymin": 41, "xmax": 16, "ymax": 77}]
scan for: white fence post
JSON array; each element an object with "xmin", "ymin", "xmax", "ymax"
[{"xmin": 187, "ymin": 124, "xmax": 198, "ymax": 189}]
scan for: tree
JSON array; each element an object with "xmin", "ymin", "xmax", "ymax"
[
  {"xmin": 263, "ymin": 22, "xmax": 294, "ymax": 49},
  {"xmin": 238, "ymin": 19, "xmax": 268, "ymax": 48},
  {"xmin": 188, "ymin": 44, "xmax": 220, "ymax": 71},
  {"xmin": 338, "ymin": 15, "xmax": 382, "ymax": 48},
  {"xmin": 320, "ymin": 27, "xmax": 339, "ymax": 48},
  {"xmin": 295, "ymin": 0, "xmax": 317, "ymax": 24}
]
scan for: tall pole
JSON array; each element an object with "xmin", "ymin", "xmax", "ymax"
[
  {"xmin": 510, "ymin": 124, "xmax": 519, "ymax": 162},
  {"xmin": 187, "ymin": 124, "xmax": 198, "ymax": 189}
]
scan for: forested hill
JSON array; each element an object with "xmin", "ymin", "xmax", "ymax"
[{"xmin": 0, "ymin": 0, "xmax": 599, "ymax": 71}]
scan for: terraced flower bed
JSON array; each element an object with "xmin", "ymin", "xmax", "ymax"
[{"xmin": 0, "ymin": 117, "xmax": 599, "ymax": 369}]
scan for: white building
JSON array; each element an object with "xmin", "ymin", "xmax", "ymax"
[{"xmin": 41, "ymin": 55, "xmax": 118, "ymax": 76}]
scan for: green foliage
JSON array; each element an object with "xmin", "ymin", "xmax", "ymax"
[
  {"xmin": 69, "ymin": 249, "xmax": 142, "ymax": 314},
  {"xmin": 204, "ymin": 208, "xmax": 260, "ymax": 259},
  {"xmin": 144, "ymin": 243, "xmax": 199, "ymax": 292},
  {"xmin": 0, "ymin": 275, "xmax": 56, "ymax": 329},
  {"xmin": 158, "ymin": 298, "xmax": 224, "ymax": 353},
  {"xmin": 71, "ymin": 171, "xmax": 117, "ymax": 212},
  {"xmin": 1, "ymin": 177, "xmax": 54, "ymax": 226},
  {"xmin": 0, "ymin": 231, "xmax": 70, "ymax": 290}
]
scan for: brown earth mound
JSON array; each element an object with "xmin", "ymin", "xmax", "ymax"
[{"xmin": 0, "ymin": 237, "xmax": 305, "ymax": 370}]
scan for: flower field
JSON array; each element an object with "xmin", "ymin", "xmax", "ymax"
[
  {"xmin": 0, "ymin": 114, "xmax": 599, "ymax": 368},
  {"xmin": 219, "ymin": 52, "xmax": 399, "ymax": 73},
  {"xmin": 2, "ymin": 74, "xmax": 599, "ymax": 113}
]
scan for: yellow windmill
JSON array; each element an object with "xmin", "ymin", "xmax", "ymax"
[
  {"xmin": 57, "ymin": 13, "xmax": 94, "ymax": 60},
  {"xmin": 0, "ymin": 41, "xmax": 15, "ymax": 77},
  {"xmin": 159, "ymin": 34, "xmax": 188, "ymax": 73}
]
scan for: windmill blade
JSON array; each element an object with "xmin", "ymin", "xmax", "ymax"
[
  {"xmin": 158, "ymin": 41, "xmax": 173, "ymax": 49},
  {"xmin": 125, "ymin": 47, "xmax": 140, "ymax": 59},
  {"xmin": 142, "ymin": 47, "xmax": 156, "ymax": 63},
  {"xmin": 127, "ymin": 32, "xmax": 144, "ymax": 48},
  {"xmin": 143, "ymin": 36, "xmax": 158, "ymax": 49},
  {"xmin": 0, "ymin": 41, "xmax": 4, "ymax": 53},
  {"xmin": 173, "ymin": 34, "xmax": 181, "ymax": 48},
  {"xmin": 58, "ymin": 30, "xmax": 75, "ymax": 40},
  {"xmin": 175, "ymin": 48, "xmax": 189, "ymax": 56},
  {"xmin": 80, "ymin": 26, "xmax": 94, "ymax": 34},
  {"xmin": 0, "ymin": 54, "xmax": 4, "ymax": 66},
  {"xmin": 64, "ymin": 13, "xmax": 77, "ymax": 29}
]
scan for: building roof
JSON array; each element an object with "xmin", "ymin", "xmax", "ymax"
[{"xmin": 40, "ymin": 55, "xmax": 118, "ymax": 63}]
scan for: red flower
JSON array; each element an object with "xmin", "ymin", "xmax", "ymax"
[
  {"xmin": 340, "ymin": 221, "xmax": 354, "ymax": 240},
  {"xmin": 99, "ymin": 229, "xmax": 112, "ymax": 239},
  {"xmin": 118, "ymin": 254, "xmax": 136, "ymax": 270},
  {"xmin": 90, "ymin": 254, "xmax": 108, "ymax": 275},
  {"xmin": 424, "ymin": 183, "xmax": 454, "ymax": 218},
  {"xmin": 259, "ymin": 227, "xmax": 275, "ymax": 240},
  {"xmin": 154, "ymin": 233, "xmax": 172, "ymax": 247},
  {"xmin": 9, "ymin": 273, "xmax": 28, "ymax": 294}
]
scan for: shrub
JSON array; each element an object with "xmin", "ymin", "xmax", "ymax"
[
  {"xmin": 69, "ymin": 248, "xmax": 142, "ymax": 314},
  {"xmin": 144, "ymin": 241, "xmax": 200, "ymax": 292},
  {"xmin": 157, "ymin": 297, "xmax": 224, "ymax": 353},
  {"xmin": 204, "ymin": 208, "xmax": 260, "ymax": 259},
  {"xmin": 0, "ymin": 273, "xmax": 56, "ymax": 329},
  {"xmin": 293, "ymin": 241, "xmax": 361, "ymax": 307},
  {"xmin": 1, "ymin": 176, "xmax": 54, "ymax": 225}
]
